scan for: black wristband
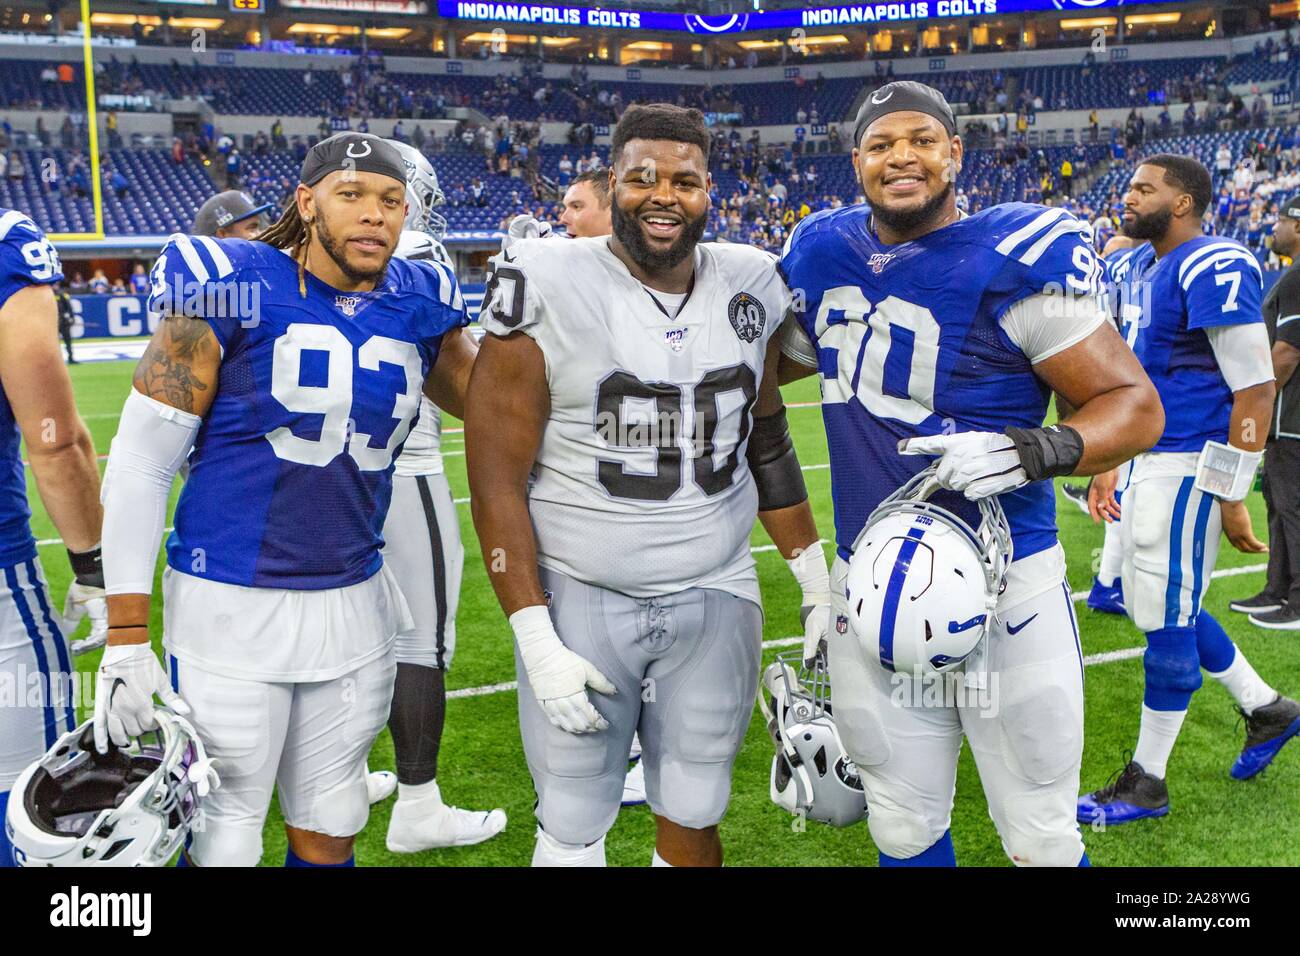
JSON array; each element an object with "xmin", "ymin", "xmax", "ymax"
[
  {"xmin": 67, "ymin": 545, "xmax": 105, "ymax": 589},
  {"xmin": 1005, "ymin": 424, "xmax": 1085, "ymax": 481}
]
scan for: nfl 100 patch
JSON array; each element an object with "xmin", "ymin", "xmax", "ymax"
[{"xmin": 727, "ymin": 291, "xmax": 766, "ymax": 342}]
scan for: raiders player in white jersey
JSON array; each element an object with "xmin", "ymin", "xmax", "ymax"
[
  {"xmin": 467, "ymin": 104, "xmax": 833, "ymax": 867},
  {"xmin": 364, "ymin": 142, "xmax": 507, "ymax": 851}
]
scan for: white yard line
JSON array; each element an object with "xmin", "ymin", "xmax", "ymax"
[{"xmin": 446, "ymin": 562, "xmax": 1267, "ymax": 701}]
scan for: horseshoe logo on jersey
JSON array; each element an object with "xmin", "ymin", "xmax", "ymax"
[{"xmin": 727, "ymin": 291, "xmax": 765, "ymax": 343}]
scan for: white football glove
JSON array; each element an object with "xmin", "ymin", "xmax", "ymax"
[
  {"xmin": 506, "ymin": 214, "xmax": 553, "ymax": 242},
  {"xmin": 63, "ymin": 580, "xmax": 108, "ymax": 656},
  {"xmin": 93, "ymin": 642, "xmax": 190, "ymax": 753},
  {"xmin": 900, "ymin": 432, "xmax": 1028, "ymax": 500},
  {"xmin": 511, "ymin": 605, "xmax": 615, "ymax": 735},
  {"xmin": 787, "ymin": 544, "xmax": 832, "ymax": 667}
]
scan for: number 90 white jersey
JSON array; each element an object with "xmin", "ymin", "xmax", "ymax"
[{"xmin": 481, "ymin": 236, "xmax": 791, "ymax": 603}]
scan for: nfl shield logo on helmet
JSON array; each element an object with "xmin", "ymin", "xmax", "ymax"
[
  {"xmin": 868, "ymin": 253, "xmax": 895, "ymax": 274},
  {"xmin": 836, "ymin": 614, "xmax": 849, "ymax": 635},
  {"xmin": 335, "ymin": 295, "xmax": 361, "ymax": 316}
]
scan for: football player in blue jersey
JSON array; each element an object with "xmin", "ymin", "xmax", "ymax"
[
  {"xmin": 1078, "ymin": 155, "xmax": 1300, "ymax": 825},
  {"xmin": 95, "ymin": 133, "xmax": 478, "ymax": 867},
  {"xmin": 780, "ymin": 82, "xmax": 1165, "ymax": 867},
  {"xmin": 0, "ymin": 208, "xmax": 106, "ymax": 866}
]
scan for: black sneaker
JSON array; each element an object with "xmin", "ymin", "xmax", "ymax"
[
  {"xmin": 1060, "ymin": 482, "xmax": 1090, "ymax": 515},
  {"xmin": 1231, "ymin": 695, "xmax": 1300, "ymax": 779},
  {"xmin": 1077, "ymin": 758, "xmax": 1170, "ymax": 825},
  {"xmin": 1248, "ymin": 604, "xmax": 1300, "ymax": 631},
  {"xmin": 1231, "ymin": 590, "xmax": 1284, "ymax": 614}
]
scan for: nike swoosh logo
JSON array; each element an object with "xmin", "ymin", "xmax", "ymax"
[
  {"xmin": 870, "ymin": 89, "xmax": 894, "ymax": 105},
  {"xmin": 500, "ymin": 248, "xmax": 516, "ymax": 263},
  {"xmin": 1007, "ymin": 613, "xmax": 1039, "ymax": 635},
  {"xmin": 109, "ymin": 677, "xmax": 126, "ymax": 708}
]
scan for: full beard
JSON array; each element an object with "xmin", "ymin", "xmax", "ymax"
[
  {"xmin": 1121, "ymin": 207, "xmax": 1173, "ymax": 241},
  {"xmin": 314, "ymin": 215, "xmax": 391, "ymax": 285},
  {"xmin": 869, "ymin": 179, "xmax": 953, "ymax": 236},
  {"xmin": 611, "ymin": 201, "xmax": 708, "ymax": 274}
]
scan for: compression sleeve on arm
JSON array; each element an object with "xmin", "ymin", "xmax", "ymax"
[
  {"xmin": 999, "ymin": 291, "xmax": 1108, "ymax": 364},
  {"xmin": 1206, "ymin": 322, "xmax": 1275, "ymax": 392},
  {"xmin": 102, "ymin": 389, "xmax": 201, "ymax": 595}
]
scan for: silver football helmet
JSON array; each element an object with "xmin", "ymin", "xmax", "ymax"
[
  {"xmin": 845, "ymin": 464, "xmax": 1013, "ymax": 678},
  {"xmin": 388, "ymin": 140, "xmax": 447, "ymax": 240},
  {"xmin": 759, "ymin": 650, "xmax": 867, "ymax": 828},
  {"xmin": 5, "ymin": 709, "xmax": 219, "ymax": 867},
  {"xmin": 395, "ymin": 228, "xmax": 453, "ymax": 268}
]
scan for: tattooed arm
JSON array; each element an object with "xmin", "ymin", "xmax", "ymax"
[
  {"xmin": 132, "ymin": 313, "xmax": 222, "ymax": 415},
  {"xmin": 104, "ymin": 314, "xmax": 220, "ymax": 643}
]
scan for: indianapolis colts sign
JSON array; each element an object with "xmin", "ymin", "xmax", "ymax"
[{"xmin": 439, "ymin": 0, "xmax": 1182, "ymax": 32}]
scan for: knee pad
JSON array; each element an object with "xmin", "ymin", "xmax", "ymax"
[
  {"xmin": 1001, "ymin": 791, "xmax": 1086, "ymax": 867},
  {"xmin": 649, "ymin": 762, "xmax": 731, "ymax": 831},
  {"xmin": 997, "ymin": 660, "xmax": 1084, "ymax": 786},
  {"xmin": 1143, "ymin": 627, "xmax": 1202, "ymax": 711},
  {"xmin": 302, "ymin": 776, "xmax": 369, "ymax": 837},
  {"xmin": 188, "ymin": 822, "xmax": 263, "ymax": 868},
  {"xmin": 537, "ymin": 776, "xmax": 621, "ymax": 847},
  {"xmin": 866, "ymin": 800, "xmax": 945, "ymax": 861}
]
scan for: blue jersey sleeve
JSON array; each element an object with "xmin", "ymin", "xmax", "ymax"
[
  {"xmin": 0, "ymin": 211, "xmax": 63, "ymax": 309},
  {"xmin": 147, "ymin": 233, "xmax": 251, "ymax": 351},
  {"xmin": 407, "ymin": 256, "xmax": 470, "ymax": 346},
  {"xmin": 778, "ymin": 208, "xmax": 837, "ymax": 342},
  {"xmin": 1179, "ymin": 241, "xmax": 1264, "ymax": 330},
  {"xmin": 992, "ymin": 206, "xmax": 1103, "ymax": 306}
]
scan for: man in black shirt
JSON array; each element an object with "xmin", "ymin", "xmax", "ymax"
[{"xmin": 1232, "ymin": 196, "xmax": 1300, "ymax": 628}]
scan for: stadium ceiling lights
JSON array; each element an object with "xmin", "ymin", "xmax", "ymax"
[
  {"xmin": 288, "ymin": 22, "xmax": 361, "ymax": 34},
  {"xmin": 1124, "ymin": 12, "xmax": 1183, "ymax": 25},
  {"xmin": 89, "ymin": 13, "xmax": 226, "ymax": 29},
  {"xmin": 1058, "ymin": 16, "xmax": 1117, "ymax": 29},
  {"xmin": 736, "ymin": 34, "xmax": 848, "ymax": 49},
  {"xmin": 461, "ymin": 31, "xmax": 578, "ymax": 44}
]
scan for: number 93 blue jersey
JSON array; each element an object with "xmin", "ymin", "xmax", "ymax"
[
  {"xmin": 147, "ymin": 234, "xmax": 467, "ymax": 590},
  {"xmin": 0, "ymin": 209, "xmax": 63, "ymax": 567},
  {"xmin": 780, "ymin": 202, "xmax": 1103, "ymax": 562},
  {"xmin": 1106, "ymin": 236, "xmax": 1263, "ymax": 452}
]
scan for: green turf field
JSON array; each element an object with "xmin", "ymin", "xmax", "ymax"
[{"xmin": 33, "ymin": 357, "xmax": 1300, "ymax": 867}]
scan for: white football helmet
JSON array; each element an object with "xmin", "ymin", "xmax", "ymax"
[
  {"xmin": 388, "ymin": 140, "xmax": 447, "ymax": 240},
  {"xmin": 758, "ymin": 650, "xmax": 867, "ymax": 828},
  {"xmin": 5, "ymin": 709, "xmax": 219, "ymax": 867},
  {"xmin": 844, "ymin": 464, "xmax": 1012, "ymax": 678},
  {"xmin": 395, "ymin": 228, "xmax": 453, "ymax": 267}
]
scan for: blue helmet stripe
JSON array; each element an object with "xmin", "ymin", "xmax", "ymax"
[{"xmin": 878, "ymin": 526, "xmax": 926, "ymax": 671}]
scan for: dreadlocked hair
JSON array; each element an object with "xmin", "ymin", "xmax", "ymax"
[{"xmin": 255, "ymin": 202, "xmax": 313, "ymax": 297}]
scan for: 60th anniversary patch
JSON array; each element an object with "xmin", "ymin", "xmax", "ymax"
[{"xmin": 727, "ymin": 291, "xmax": 766, "ymax": 343}]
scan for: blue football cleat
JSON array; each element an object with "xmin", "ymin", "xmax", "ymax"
[
  {"xmin": 1077, "ymin": 760, "xmax": 1170, "ymax": 826},
  {"xmin": 1231, "ymin": 695, "xmax": 1300, "ymax": 780},
  {"xmin": 1086, "ymin": 578, "xmax": 1126, "ymax": 615}
]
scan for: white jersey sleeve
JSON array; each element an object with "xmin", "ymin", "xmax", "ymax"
[
  {"xmin": 480, "ymin": 238, "xmax": 550, "ymax": 341},
  {"xmin": 998, "ymin": 290, "xmax": 1108, "ymax": 365}
]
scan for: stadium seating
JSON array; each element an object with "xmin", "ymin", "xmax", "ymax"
[{"xmin": 2, "ymin": 51, "xmax": 1284, "ymax": 120}]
